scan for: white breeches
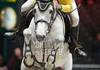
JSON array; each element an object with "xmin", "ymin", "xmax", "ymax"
[
  {"xmin": 21, "ymin": 0, "xmax": 36, "ymax": 13},
  {"xmin": 70, "ymin": 0, "xmax": 79, "ymax": 27}
]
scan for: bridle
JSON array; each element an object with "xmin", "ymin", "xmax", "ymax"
[{"xmin": 34, "ymin": 1, "xmax": 57, "ymax": 34}]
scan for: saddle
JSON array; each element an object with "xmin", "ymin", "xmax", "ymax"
[{"xmin": 61, "ymin": 12, "xmax": 71, "ymax": 42}]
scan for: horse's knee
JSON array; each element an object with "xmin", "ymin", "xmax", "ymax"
[{"xmin": 23, "ymin": 28, "xmax": 32, "ymax": 35}]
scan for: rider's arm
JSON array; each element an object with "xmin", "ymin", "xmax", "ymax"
[
  {"xmin": 21, "ymin": 0, "xmax": 36, "ymax": 13},
  {"xmin": 60, "ymin": 4, "xmax": 72, "ymax": 13},
  {"xmin": 60, "ymin": 0, "xmax": 72, "ymax": 13}
]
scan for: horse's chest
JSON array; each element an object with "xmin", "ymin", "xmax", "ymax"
[
  {"xmin": 31, "ymin": 41, "xmax": 55, "ymax": 62},
  {"xmin": 30, "ymin": 40, "xmax": 69, "ymax": 69}
]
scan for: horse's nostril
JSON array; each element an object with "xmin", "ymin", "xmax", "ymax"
[
  {"xmin": 36, "ymin": 35, "xmax": 45, "ymax": 41},
  {"xmin": 42, "ymin": 35, "xmax": 45, "ymax": 39}
]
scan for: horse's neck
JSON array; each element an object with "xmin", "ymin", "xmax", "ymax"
[
  {"xmin": 47, "ymin": 12, "xmax": 65, "ymax": 42},
  {"xmin": 56, "ymin": 10, "xmax": 64, "ymax": 20}
]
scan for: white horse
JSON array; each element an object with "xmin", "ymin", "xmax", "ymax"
[{"xmin": 21, "ymin": 1, "xmax": 72, "ymax": 70}]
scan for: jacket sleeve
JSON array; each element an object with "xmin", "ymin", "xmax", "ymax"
[
  {"xmin": 61, "ymin": 4, "xmax": 72, "ymax": 13},
  {"xmin": 60, "ymin": 0, "xmax": 72, "ymax": 13},
  {"xmin": 21, "ymin": 0, "xmax": 36, "ymax": 13}
]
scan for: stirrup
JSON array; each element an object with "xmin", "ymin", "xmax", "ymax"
[
  {"xmin": 75, "ymin": 47, "xmax": 87, "ymax": 56},
  {"xmin": 77, "ymin": 49, "xmax": 87, "ymax": 56}
]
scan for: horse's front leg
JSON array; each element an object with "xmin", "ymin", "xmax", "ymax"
[
  {"xmin": 21, "ymin": 59, "xmax": 35, "ymax": 70},
  {"xmin": 21, "ymin": 28, "xmax": 35, "ymax": 67},
  {"xmin": 23, "ymin": 17, "xmax": 35, "ymax": 45},
  {"xmin": 21, "ymin": 17, "xmax": 36, "ymax": 69},
  {"xmin": 21, "ymin": 28, "xmax": 34, "ymax": 70},
  {"xmin": 23, "ymin": 28, "xmax": 32, "ymax": 56},
  {"xmin": 23, "ymin": 28, "xmax": 32, "ymax": 44}
]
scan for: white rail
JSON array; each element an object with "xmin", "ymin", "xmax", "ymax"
[{"xmin": 73, "ymin": 64, "xmax": 100, "ymax": 69}]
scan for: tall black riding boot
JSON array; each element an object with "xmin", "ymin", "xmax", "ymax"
[{"xmin": 70, "ymin": 26, "xmax": 87, "ymax": 56}]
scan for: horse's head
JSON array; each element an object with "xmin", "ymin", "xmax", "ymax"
[{"xmin": 33, "ymin": 1, "xmax": 55, "ymax": 41}]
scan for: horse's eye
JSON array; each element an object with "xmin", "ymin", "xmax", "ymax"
[{"xmin": 49, "ymin": 10, "xmax": 53, "ymax": 14}]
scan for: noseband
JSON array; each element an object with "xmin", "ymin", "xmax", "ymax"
[{"xmin": 35, "ymin": 19, "xmax": 52, "ymax": 34}]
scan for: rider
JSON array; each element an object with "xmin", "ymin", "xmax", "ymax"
[{"xmin": 21, "ymin": 0, "xmax": 86, "ymax": 56}]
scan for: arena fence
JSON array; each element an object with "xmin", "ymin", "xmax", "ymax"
[{"xmin": 73, "ymin": 64, "xmax": 100, "ymax": 70}]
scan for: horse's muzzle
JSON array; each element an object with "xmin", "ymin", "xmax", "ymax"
[{"xmin": 36, "ymin": 35, "xmax": 45, "ymax": 41}]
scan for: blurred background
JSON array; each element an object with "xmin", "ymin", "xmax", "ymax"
[{"xmin": 0, "ymin": 0, "xmax": 100, "ymax": 70}]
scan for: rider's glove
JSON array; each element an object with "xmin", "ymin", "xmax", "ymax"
[{"xmin": 53, "ymin": 0, "xmax": 61, "ymax": 10}]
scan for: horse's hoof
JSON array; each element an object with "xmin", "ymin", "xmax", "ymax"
[
  {"xmin": 45, "ymin": 63, "xmax": 54, "ymax": 70},
  {"xmin": 24, "ymin": 54, "xmax": 34, "ymax": 67}
]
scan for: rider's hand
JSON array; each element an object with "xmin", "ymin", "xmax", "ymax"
[{"xmin": 53, "ymin": 0, "xmax": 61, "ymax": 10}]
